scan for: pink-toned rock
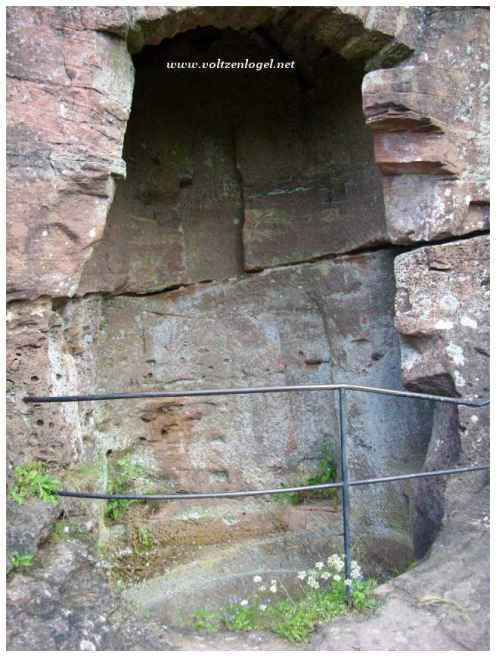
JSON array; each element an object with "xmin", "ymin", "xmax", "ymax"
[
  {"xmin": 7, "ymin": 7, "xmax": 133, "ymax": 301},
  {"xmin": 6, "ymin": 299, "xmax": 74, "ymax": 471},
  {"xmin": 7, "ymin": 6, "xmax": 490, "ymax": 301},
  {"xmin": 363, "ymin": 8, "xmax": 489, "ymax": 243},
  {"xmin": 382, "ymin": 176, "xmax": 487, "ymax": 244},
  {"xmin": 374, "ymin": 132, "xmax": 460, "ymax": 177},
  {"xmin": 7, "ymin": 6, "xmax": 412, "ymax": 300}
]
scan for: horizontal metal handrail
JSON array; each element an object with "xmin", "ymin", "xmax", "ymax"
[
  {"xmin": 23, "ymin": 382, "xmax": 489, "ymax": 406},
  {"xmin": 54, "ymin": 464, "xmax": 488, "ymax": 501}
]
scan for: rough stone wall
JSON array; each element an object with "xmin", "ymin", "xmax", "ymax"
[
  {"xmin": 395, "ymin": 236, "xmax": 489, "ymax": 555},
  {"xmin": 6, "ymin": 7, "xmax": 133, "ymax": 301},
  {"xmin": 359, "ymin": 6, "xmax": 490, "ymax": 554},
  {"xmin": 363, "ymin": 8, "xmax": 489, "ymax": 243},
  {"xmin": 7, "ymin": 4, "xmax": 489, "ymax": 625},
  {"xmin": 77, "ymin": 252, "xmax": 432, "ymax": 534}
]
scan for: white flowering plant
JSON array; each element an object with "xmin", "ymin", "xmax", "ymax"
[{"xmin": 191, "ymin": 553, "xmax": 376, "ymax": 642}]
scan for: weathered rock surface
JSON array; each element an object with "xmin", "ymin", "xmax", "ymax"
[
  {"xmin": 7, "ymin": 6, "xmax": 489, "ymax": 297},
  {"xmin": 363, "ymin": 8, "xmax": 490, "ymax": 244},
  {"xmin": 7, "ymin": 488, "xmax": 488, "ymax": 651},
  {"xmin": 163, "ymin": 628, "xmax": 302, "ymax": 651},
  {"xmin": 381, "ymin": 176, "xmax": 487, "ymax": 244},
  {"xmin": 7, "ymin": 7, "xmax": 133, "ymax": 300},
  {"xmin": 6, "ymin": 298, "xmax": 75, "ymax": 472},
  {"xmin": 312, "ymin": 487, "xmax": 489, "ymax": 650},
  {"xmin": 77, "ymin": 251, "xmax": 432, "ymax": 572},
  {"xmin": 239, "ymin": 55, "xmax": 387, "ymax": 270},
  {"xmin": 6, "ymin": 539, "xmax": 175, "ymax": 650},
  {"xmin": 394, "ymin": 235, "xmax": 489, "ymax": 555},
  {"xmin": 7, "ymin": 535, "xmax": 303, "ymax": 651},
  {"xmin": 123, "ymin": 524, "xmax": 344, "ymax": 625},
  {"xmin": 79, "ymin": 32, "xmax": 246, "ymax": 295},
  {"xmin": 395, "ymin": 236, "xmax": 489, "ymax": 400},
  {"xmin": 7, "ymin": 296, "xmax": 102, "ymax": 474},
  {"xmin": 80, "ymin": 27, "xmax": 388, "ymax": 293},
  {"xmin": 6, "ymin": 500, "xmax": 60, "ymax": 574},
  {"xmin": 9, "ymin": 5, "xmax": 467, "ymax": 302}
]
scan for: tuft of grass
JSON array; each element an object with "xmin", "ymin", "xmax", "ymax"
[
  {"xmin": 10, "ymin": 552, "xmax": 34, "ymax": 570},
  {"xmin": 10, "ymin": 462, "xmax": 60, "ymax": 505},
  {"xmin": 192, "ymin": 610, "xmax": 223, "ymax": 633},
  {"xmin": 105, "ymin": 458, "xmax": 146, "ymax": 522},
  {"xmin": 136, "ymin": 527, "xmax": 155, "ymax": 552},
  {"xmin": 105, "ymin": 499, "xmax": 134, "ymax": 522},
  {"xmin": 276, "ymin": 446, "xmax": 339, "ymax": 506},
  {"xmin": 269, "ymin": 599, "xmax": 319, "ymax": 642},
  {"xmin": 224, "ymin": 604, "xmax": 258, "ymax": 632}
]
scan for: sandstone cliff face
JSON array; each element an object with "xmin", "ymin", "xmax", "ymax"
[
  {"xmin": 6, "ymin": 6, "xmax": 489, "ymax": 650},
  {"xmin": 395, "ymin": 235, "xmax": 489, "ymax": 556}
]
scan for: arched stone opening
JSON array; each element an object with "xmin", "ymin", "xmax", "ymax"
[
  {"xmin": 54, "ymin": 16, "xmax": 435, "ymax": 622},
  {"xmin": 6, "ymin": 7, "xmax": 490, "ymax": 650}
]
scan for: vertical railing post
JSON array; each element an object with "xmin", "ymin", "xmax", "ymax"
[{"xmin": 338, "ymin": 387, "xmax": 352, "ymax": 604}]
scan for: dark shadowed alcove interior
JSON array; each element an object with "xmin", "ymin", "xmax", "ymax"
[{"xmin": 80, "ymin": 26, "xmax": 387, "ymax": 294}]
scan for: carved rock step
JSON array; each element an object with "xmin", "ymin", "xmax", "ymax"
[{"xmin": 122, "ymin": 520, "xmax": 344, "ymax": 626}]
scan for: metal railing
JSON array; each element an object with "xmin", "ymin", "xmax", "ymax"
[{"xmin": 24, "ymin": 383, "xmax": 489, "ymax": 602}]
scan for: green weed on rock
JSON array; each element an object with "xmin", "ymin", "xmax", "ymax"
[
  {"xmin": 10, "ymin": 462, "xmax": 60, "ymax": 505},
  {"xmin": 192, "ymin": 553, "xmax": 377, "ymax": 643}
]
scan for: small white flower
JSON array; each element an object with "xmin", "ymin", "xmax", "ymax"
[
  {"xmin": 253, "ymin": 575, "xmax": 262, "ymax": 583},
  {"xmin": 327, "ymin": 554, "xmax": 345, "ymax": 572},
  {"xmin": 344, "ymin": 579, "xmax": 352, "ymax": 586},
  {"xmin": 351, "ymin": 566, "xmax": 362, "ymax": 579},
  {"xmin": 333, "ymin": 574, "xmax": 341, "ymax": 582},
  {"xmin": 320, "ymin": 571, "xmax": 331, "ymax": 580},
  {"xmin": 259, "ymin": 585, "xmax": 267, "ymax": 592},
  {"xmin": 270, "ymin": 579, "xmax": 277, "ymax": 585},
  {"xmin": 259, "ymin": 604, "xmax": 267, "ymax": 611},
  {"xmin": 240, "ymin": 599, "xmax": 249, "ymax": 607},
  {"xmin": 297, "ymin": 570, "xmax": 306, "ymax": 580},
  {"xmin": 308, "ymin": 579, "xmax": 320, "ymax": 589},
  {"xmin": 269, "ymin": 585, "xmax": 278, "ymax": 594},
  {"xmin": 315, "ymin": 561, "xmax": 324, "ymax": 570}
]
